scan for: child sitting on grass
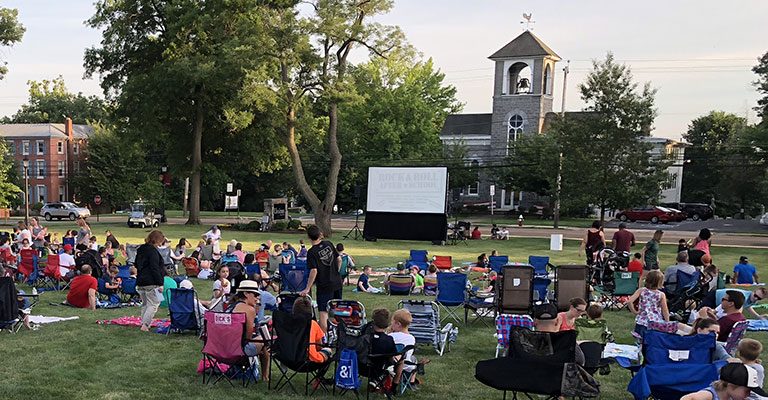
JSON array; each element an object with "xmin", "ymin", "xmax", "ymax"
[
  {"xmin": 103, "ymin": 265, "xmax": 122, "ymax": 304},
  {"xmin": 357, "ymin": 265, "xmax": 382, "ymax": 294},
  {"xmin": 575, "ymin": 303, "xmax": 614, "ymax": 344}
]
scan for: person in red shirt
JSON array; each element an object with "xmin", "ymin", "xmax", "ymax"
[
  {"xmin": 611, "ymin": 223, "xmax": 635, "ymax": 253},
  {"xmin": 627, "ymin": 252, "xmax": 643, "ymax": 273},
  {"xmin": 470, "ymin": 227, "xmax": 482, "ymax": 240},
  {"xmin": 66, "ymin": 264, "xmax": 98, "ymax": 310}
]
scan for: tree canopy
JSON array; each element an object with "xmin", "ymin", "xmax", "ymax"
[
  {"xmin": 2, "ymin": 77, "xmax": 109, "ymax": 124},
  {"xmin": 0, "ymin": 7, "xmax": 24, "ymax": 80}
]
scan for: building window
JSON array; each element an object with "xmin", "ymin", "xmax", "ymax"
[
  {"xmin": 74, "ymin": 161, "xmax": 80, "ymax": 173},
  {"xmin": 73, "ymin": 142, "xmax": 80, "ymax": 154},
  {"xmin": 36, "ymin": 160, "xmax": 45, "ymax": 179},
  {"xmin": 22, "ymin": 140, "xmax": 30, "ymax": 155},
  {"xmin": 36, "ymin": 140, "xmax": 44, "ymax": 155},
  {"xmin": 58, "ymin": 185, "xmax": 65, "ymax": 202},
  {"xmin": 467, "ymin": 160, "xmax": 480, "ymax": 196},
  {"xmin": 507, "ymin": 114, "xmax": 525, "ymax": 152},
  {"xmin": 36, "ymin": 185, "xmax": 46, "ymax": 203},
  {"xmin": 6, "ymin": 140, "xmax": 14, "ymax": 155},
  {"xmin": 543, "ymin": 64, "xmax": 552, "ymax": 95},
  {"xmin": 58, "ymin": 161, "xmax": 65, "ymax": 178},
  {"xmin": 507, "ymin": 62, "xmax": 532, "ymax": 95},
  {"xmin": 57, "ymin": 141, "xmax": 64, "ymax": 154}
]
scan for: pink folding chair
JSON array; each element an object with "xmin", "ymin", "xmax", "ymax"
[
  {"xmin": 724, "ymin": 320, "xmax": 749, "ymax": 355},
  {"xmin": 201, "ymin": 312, "xmax": 256, "ymax": 387}
]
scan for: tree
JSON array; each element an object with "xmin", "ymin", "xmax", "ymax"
[
  {"xmin": 754, "ymin": 51, "xmax": 768, "ymax": 123},
  {"xmin": 253, "ymin": 0, "xmax": 405, "ymax": 236},
  {"xmin": 0, "ymin": 140, "xmax": 21, "ymax": 207},
  {"xmin": 681, "ymin": 111, "xmax": 746, "ymax": 203},
  {"xmin": 2, "ymin": 77, "xmax": 109, "ymax": 123},
  {"xmin": 85, "ymin": 0, "xmax": 273, "ymax": 224},
  {"xmin": 0, "ymin": 7, "xmax": 24, "ymax": 80}
]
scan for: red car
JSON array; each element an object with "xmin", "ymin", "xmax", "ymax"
[{"xmin": 616, "ymin": 206, "xmax": 685, "ymax": 224}]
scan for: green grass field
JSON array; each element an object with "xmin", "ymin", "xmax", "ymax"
[{"xmin": 4, "ymin": 222, "xmax": 768, "ymax": 399}]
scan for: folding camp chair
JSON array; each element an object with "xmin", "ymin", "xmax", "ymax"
[
  {"xmin": 62, "ymin": 237, "xmax": 76, "ymax": 249},
  {"xmin": 405, "ymin": 250, "xmax": 429, "ymax": 271},
  {"xmin": 41, "ymin": 254, "xmax": 70, "ymax": 290},
  {"xmin": 97, "ymin": 278, "xmax": 120, "ymax": 304},
  {"xmin": 125, "ymin": 244, "xmax": 139, "ymax": 265},
  {"xmin": 602, "ymin": 271, "xmax": 640, "ymax": 310},
  {"xmin": 0, "ymin": 277, "xmax": 39, "ymax": 333},
  {"xmin": 182, "ymin": 257, "xmax": 200, "ymax": 277},
  {"xmin": 626, "ymin": 330, "xmax": 723, "ymax": 400},
  {"xmin": 116, "ymin": 265, "xmax": 131, "ymax": 280},
  {"xmin": 168, "ymin": 288, "xmax": 202, "ymax": 335},
  {"xmin": 18, "ymin": 248, "xmax": 38, "ymax": 286},
  {"xmin": 327, "ymin": 299, "xmax": 367, "ymax": 345},
  {"xmin": 121, "ymin": 277, "xmax": 139, "ymax": 303},
  {"xmin": 423, "ymin": 275, "xmax": 437, "ymax": 296},
  {"xmin": 553, "ymin": 265, "xmax": 590, "ymax": 311},
  {"xmin": 433, "ymin": 255, "xmax": 452, "ymax": 271},
  {"xmin": 199, "ymin": 245, "xmax": 215, "ymax": 262},
  {"xmin": 496, "ymin": 264, "xmax": 535, "ymax": 315},
  {"xmin": 465, "ymin": 288, "xmax": 496, "ymax": 327},
  {"xmin": 158, "ymin": 247, "xmax": 175, "ymax": 273},
  {"xmin": 278, "ymin": 262, "xmax": 308, "ymax": 294},
  {"xmin": 528, "ymin": 255, "xmax": 552, "ymax": 277},
  {"xmin": 200, "ymin": 311, "xmax": 258, "ymax": 387},
  {"xmin": 399, "ymin": 300, "xmax": 454, "ymax": 356},
  {"xmin": 494, "ymin": 314, "xmax": 533, "ymax": 357},
  {"xmin": 724, "ymin": 320, "xmax": 749, "ymax": 356},
  {"xmin": 475, "ymin": 328, "xmax": 598, "ymax": 400},
  {"xmin": 436, "ymin": 272, "xmax": 467, "ymax": 324},
  {"xmin": 579, "ymin": 341, "xmax": 611, "ymax": 376},
  {"xmin": 270, "ymin": 310, "xmax": 333, "ymax": 395},
  {"xmin": 386, "ymin": 274, "xmax": 414, "ymax": 295},
  {"xmin": 488, "ymin": 256, "xmax": 509, "ymax": 274}
]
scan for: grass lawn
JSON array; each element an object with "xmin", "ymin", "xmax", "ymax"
[{"xmin": 4, "ymin": 222, "xmax": 768, "ymax": 399}]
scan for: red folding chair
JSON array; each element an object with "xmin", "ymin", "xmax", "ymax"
[
  {"xmin": 18, "ymin": 248, "xmax": 37, "ymax": 283},
  {"xmin": 42, "ymin": 254, "xmax": 70, "ymax": 290},
  {"xmin": 433, "ymin": 255, "xmax": 452, "ymax": 270}
]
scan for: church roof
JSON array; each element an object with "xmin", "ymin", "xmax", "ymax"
[
  {"xmin": 488, "ymin": 30, "xmax": 561, "ymax": 60},
  {"xmin": 440, "ymin": 114, "xmax": 492, "ymax": 136}
]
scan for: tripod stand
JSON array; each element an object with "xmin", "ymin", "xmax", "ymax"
[{"xmin": 343, "ymin": 193, "xmax": 363, "ymax": 240}]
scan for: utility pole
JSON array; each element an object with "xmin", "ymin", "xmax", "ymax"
[
  {"xmin": 22, "ymin": 158, "xmax": 29, "ymax": 227},
  {"xmin": 553, "ymin": 61, "xmax": 569, "ymax": 229},
  {"xmin": 183, "ymin": 177, "xmax": 190, "ymax": 217}
]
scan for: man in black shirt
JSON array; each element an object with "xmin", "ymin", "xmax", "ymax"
[{"xmin": 301, "ymin": 225, "xmax": 342, "ymax": 332}]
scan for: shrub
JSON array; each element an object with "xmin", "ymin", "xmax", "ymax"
[
  {"xmin": 246, "ymin": 220, "xmax": 262, "ymax": 231},
  {"xmin": 287, "ymin": 219, "xmax": 302, "ymax": 230},
  {"xmin": 271, "ymin": 221, "xmax": 289, "ymax": 231}
]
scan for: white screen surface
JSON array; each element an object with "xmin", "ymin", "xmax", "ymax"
[{"xmin": 366, "ymin": 167, "xmax": 448, "ymax": 214}]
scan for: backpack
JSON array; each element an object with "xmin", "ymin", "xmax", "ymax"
[{"xmin": 335, "ymin": 348, "xmax": 361, "ymax": 390}]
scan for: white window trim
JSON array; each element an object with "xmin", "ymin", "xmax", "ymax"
[
  {"xmin": 73, "ymin": 142, "xmax": 80, "ymax": 155},
  {"xmin": 36, "ymin": 185, "xmax": 46, "ymax": 203},
  {"xmin": 22, "ymin": 140, "xmax": 30, "ymax": 156},
  {"xmin": 36, "ymin": 140, "xmax": 44, "ymax": 155},
  {"xmin": 57, "ymin": 161, "xmax": 65, "ymax": 178},
  {"xmin": 58, "ymin": 185, "xmax": 65, "ymax": 202},
  {"xmin": 57, "ymin": 141, "xmax": 64, "ymax": 154},
  {"xmin": 35, "ymin": 160, "xmax": 45, "ymax": 179}
]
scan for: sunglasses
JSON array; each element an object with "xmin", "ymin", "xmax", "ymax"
[{"xmin": 721, "ymin": 297, "xmax": 731, "ymax": 302}]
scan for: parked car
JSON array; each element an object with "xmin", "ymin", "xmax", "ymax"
[
  {"xmin": 40, "ymin": 202, "xmax": 91, "ymax": 221},
  {"xmin": 760, "ymin": 212, "xmax": 768, "ymax": 226},
  {"xmin": 661, "ymin": 202, "xmax": 714, "ymax": 221},
  {"xmin": 616, "ymin": 206, "xmax": 680, "ymax": 224}
]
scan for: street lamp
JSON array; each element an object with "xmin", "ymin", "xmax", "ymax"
[
  {"xmin": 161, "ymin": 166, "xmax": 168, "ymax": 222},
  {"xmin": 22, "ymin": 157, "xmax": 29, "ymax": 226}
]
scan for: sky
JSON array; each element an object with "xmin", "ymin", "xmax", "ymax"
[{"xmin": 1, "ymin": 0, "xmax": 767, "ymax": 139}]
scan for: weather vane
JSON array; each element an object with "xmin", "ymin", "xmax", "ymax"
[{"xmin": 521, "ymin": 13, "xmax": 535, "ymax": 31}]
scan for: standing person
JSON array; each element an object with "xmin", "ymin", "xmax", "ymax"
[
  {"xmin": 579, "ymin": 221, "xmax": 605, "ymax": 265},
  {"xmin": 640, "ymin": 229, "xmax": 664, "ymax": 278},
  {"xmin": 75, "ymin": 218, "xmax": 91, "ymax": 247},
  {"xmin": 628, "ymin": 270, "xmax": 670, "ymax": 339},
  {"xmin": 29, "ymin": 217, "xmax": 47, "ymax": 252},
  {"xmin": 691, "ymin": 228, "xmax": 712, "ymax": 256},
  {"xmin": 611, "ymin": 223, "xmax": 635, "ymax": 253},
  {"xmin": 733, "ymin": 256, "xmax": 759, "ymax": 285},
  {"xmin": 135, "ymin": 230, "xmax": 166, "ymax": 332},
  {"xmin": 16, "ymin": 222, "xmax": 31, "ymax": 247},
  {"xmin": 300, "ymin": 225, "xmax": 342, "ymax": 332}
]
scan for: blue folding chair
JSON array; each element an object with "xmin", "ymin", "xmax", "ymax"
[
  {"xmin": 116, "ymin": 265, "xmax": 131, "ymax": 280},
  {"xmin": 406, "ymin": 249, "xmax": 429, "ymax": 271},
  {"xmin": 167, "ymin": 288, "xmax": 202, "ymax": 335},
  {"xmin": 436, "ymin": 272, "xmax": 467, "ymax": 325},
  {"xmin": 97, "ymin": 278, "xmax": 120, "ymax": 304},
  {"xmin": 245, "ymin": 264, "xmax": 261, "ymax": 280},
  {"xmin": 62, "ymin": 237, "xmax": 75, "ymax": 249},
  {"xmin": 279, "ymin": 263, "xmax": 308, "ymax": 293},
  {"xmin": 488, "ymin": 256, "xmax": 509, "ymax": 274},
  {"xmin": 121, "ymin": 277, "xmax": 139, "ymax": 302},
  {"xmin": 281, "ymin": 249, "xmax": 296, "ymax": 265},
  {"xmin": 527, "ymin": 256, "xmax": 551, "ymax": 277},
  {"xmin": 219, "ymin": 254, "xmax": 239, "ymax": 265},
  {"xmin": 626, "ymin": 330, "xmax": 724, "ymax": 400}
]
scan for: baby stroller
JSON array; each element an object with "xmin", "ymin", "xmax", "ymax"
[
  {"xmin": 589, "ymin": 248, "xmax": 624, "ymax": 289},
  {"xmin": 327, "ymin": 299, "xmax": 366, "ymax": 346}
]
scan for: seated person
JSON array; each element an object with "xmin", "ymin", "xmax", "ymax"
[
  {"xmin": 410, "ymin": 266, "xmax": 424, "ymax": 294},
  {"xmin": 627, "ymin": 253, "xmax": 643, "ymax": 273},
  {"xmin": 470, "ymin": 227, "xmax": 482, "ymax": 240},
  {"xmin": 575, "ymin": 303, "xmax": 613, "ymax": 344},
  {"xmin": 533, "ymin": 303, "xmax": 585, "ymax": 365},
  {"xmin": 476, "ymin": 253, "xmax": 489, "ymax": 270},
  {"xmin": 389, "ymin": 309, "xmax": 420, "ymax": 387},
  {"xmin": 490, "ymin": 224, "xmax": 500, "ymax": 240},
  {"xmin": 227, "ymin": 280, "xmax": 270, "ymax": 380},
  {"xmin": 557, "ymin": 297, "xmax": 587, "ymax": 331},
  {"xmin": 681, "ymin": 362, "xmax": 768, "ymax": 400},
  {"xmin": 179, "ymin": 279, "xmax": 209, "ymax": 328},
  {"xmin": 686, "ymin": 318, "xmax": 729, "ymax": 361},
  {"xmin": 129, "ymin": 266, "xmax": 137, "ymax": 279},
  {"xmin": 497, "ymin": 226, "xmax": 509, "ymax": 240},
  {"xmin": 102, "ymin": 265, "xmax": 122, "ymax": 303},
  {"xmin": 66, "ymin": 264, "xmax": 98, "ymax": 310},
  {"xmin": 663, "ymin": 251, "xmax": 696, "ymax": 293},
  {"xmin": 425, "ymin": 264, "xmax": 437, "ymax": 280},
  {"xmin": 368, "ymin": 309, "xmax": 398, "ymax": 377},
  {"xmin": 293, "ymin": 296, "xmax": 333, "ymax": 364},
  {"xmin": 58, "ymin": 244, "xmax": 77, "ymax": 281},
  {"xmin": 732, "ymin": 339, "xmax": 765, "ymax": 396},
  {"xmin": 733, "ymin": 256, "xmax": 758, "ymax": 285},
  {"xmin": 357, "ymin": 265, "xmax": 382, "ymax": 294},
  {"xmin": 698, "ymin": 289, "xmax": 746, "ymax": 342}
]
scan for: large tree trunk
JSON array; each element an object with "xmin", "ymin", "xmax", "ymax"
[
  {"xmin": 186, "ymin": 94, "xmax": 203, "ymax": 225},
  {"xmin": 284, "ymin": 106, "xmax": 327, "ymax": 232},
  {"xmin": 318, "ymin": 102, "xmax": 343, "ymax": 237}
]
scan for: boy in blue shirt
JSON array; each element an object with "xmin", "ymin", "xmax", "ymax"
[{"xmin": 734, "ymin": 256, "xmax": 759, "ymax": 284}]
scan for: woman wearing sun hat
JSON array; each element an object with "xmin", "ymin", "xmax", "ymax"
[
  {"xmin": 227, "ymin": 280, "xmax": 270, "ymax": 380},
  {"xmin": 681, "ymin": 362, "xmax": 768, "ymax": 400}
]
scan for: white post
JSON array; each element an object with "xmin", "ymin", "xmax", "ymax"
[{"xmin": 183, "ymin": 177, "xmax": 190, "ymax": 217}]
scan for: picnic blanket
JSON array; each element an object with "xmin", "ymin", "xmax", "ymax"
[
  {"xmin": 602, "ymin": 343, "xmax": 640, "ymax": 361},
  {"xmin": 96, "ymin": 316, "xmax": 170, "ymax": 328},
  {"xmin": 747, "ymin": 319, "xmax": 768, "ymax": 331},
  {"xmin": 28, "ymin": 315, "xmax": 79, "ymax": 325}
]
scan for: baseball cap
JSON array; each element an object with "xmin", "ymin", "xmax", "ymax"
[
  {"xmin": 63, "ymin": 244, "xmax": 73, "ymax": 252},
  {"xmin": 740, "ymin": 256, "xmax": 749, "ymax": 263},
  {"xmin": 719, "ymin": 363, "xmax": 768, "ymax": 397},
  {"xmin": 533, "ymin": 303, "xmax": 558, "ymax": 320}
]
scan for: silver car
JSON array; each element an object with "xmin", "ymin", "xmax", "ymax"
[{"xmin": 40, "ymin": 202, "xmax": 91, "ymax": 221}]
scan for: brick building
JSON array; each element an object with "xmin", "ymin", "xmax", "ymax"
[{"xmin": 0, "ymin": 118, "xmax": 92, "ymax": 205}]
